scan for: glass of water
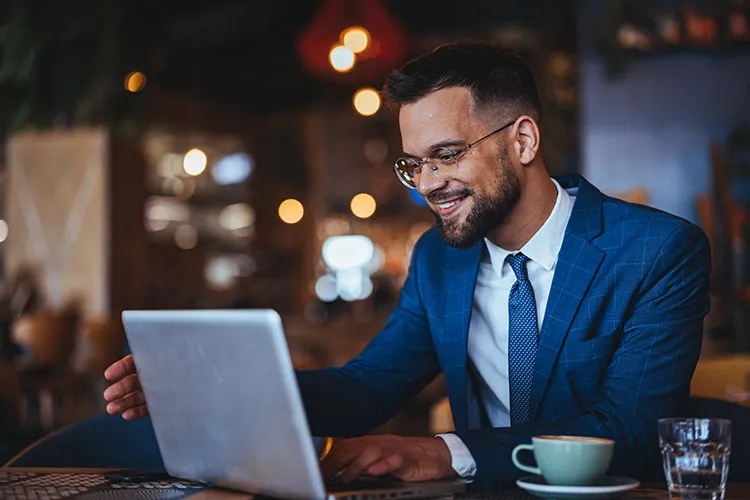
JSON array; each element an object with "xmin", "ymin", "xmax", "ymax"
[{"xmin": 658, "ymin": 418, "xmax": 731, "ymax": 500}]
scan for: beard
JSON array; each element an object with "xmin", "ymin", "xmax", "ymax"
[{"xmin": 431, "ymin": 149, "xmax": 521, "ymax": 249}]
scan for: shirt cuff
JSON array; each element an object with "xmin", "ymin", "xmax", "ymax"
[{"xmin": 436, "ymin": 433, "xmax": 477, "ymax": 478}]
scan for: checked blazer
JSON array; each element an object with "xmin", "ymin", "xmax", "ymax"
[{"xmin": 297, "ymin": 174, "xmax": 711, "ymax": 490}]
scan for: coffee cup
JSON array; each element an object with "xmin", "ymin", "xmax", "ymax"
[{"xmin": 511, "ymin": 435, "xmax": 614, "ymax": 486}]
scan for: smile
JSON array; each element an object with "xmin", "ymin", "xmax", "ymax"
[{"xmin": 435, "ymin": 196, "xmax": 468, "ymax": 217}]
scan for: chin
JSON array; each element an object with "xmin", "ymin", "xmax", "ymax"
[{"xmin": 437, "ymin": 222, "xmax": 481, "ymax": 249}]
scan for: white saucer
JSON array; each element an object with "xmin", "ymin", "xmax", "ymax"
[{"xmin": 516, "ymin": 475, "xmax": 640, "ymax": 499}]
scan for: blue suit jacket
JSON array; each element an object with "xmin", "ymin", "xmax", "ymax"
[{"xmin": 298, "ymin": 174, "xmax": 711, "ymax": 489}]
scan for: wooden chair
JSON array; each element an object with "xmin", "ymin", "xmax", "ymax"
[
  {"xmin": 0, "ymin": 362, "xmax": 23, "ymax": 460},
  {"xmin": 12, "ymin": 313, "xmax": 78, "ymax": 368},
  {"xmin": 689, "ymin": 397, "xmax": 750, "ymax": 483},
  {"xmin": 11, "ymin": 312, "xmax": 87, "ymax": 431},
  {"xmin": 72, "ymin": 316, "xmax": 125, "ymax": 376},
  {"xmin": 702, "ymin": 140, "xmax": 750, "ymax": 351},
  {"xmin": 691, "ymin": 355, "xmax": 750, "ymax": 403}
]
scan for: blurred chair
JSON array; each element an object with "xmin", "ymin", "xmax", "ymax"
[
  {"xmin": 700, "ymin": 140, "xmax": 750, "ymax": 351},
  {"xmin": 12, "ymin": 312, "xmax": 89, "ymax": 431},
  {"xmin": 0, "ymin": 362, "xmax": 23, "ymax": 461},
  {"xmin": 4, "ymin": 412, "xmax": 164, "ymax": 471},
  {"xmin": 691, "ymin": 355, "xmax": 750, "ymax": 403},
  {"xmin": 73, "ymin": 316, "xmax": 125, "ymax": 376},
  {"xmin": 0, "ymin": 362, "xmax": 22, "ymax": 432},
  {"xmin": 689, "ymin": 397, "xmax": 750, "ymax": 482},
  {"xmin": 12, "ymin": 313, "xmax": 78, "ymax": 368}
]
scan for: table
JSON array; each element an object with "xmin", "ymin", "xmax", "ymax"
[
  {"xmin": 0, "ymin": 468, "xmax": 253, "ymax": 499},
  {"xmin": 2, "ymin": 468, "xmax": 750, "ymax": 499}
]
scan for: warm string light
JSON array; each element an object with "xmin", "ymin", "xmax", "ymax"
[
  {"xmin": 124, "ymin": 71, "xmax": 147, "ymax": 92},
  {"xmin": 342, "ymin": 27, "xmax": 370, "ymax": 53},
  {"xmin": 353, "ymin": 88, "xmax": 381, "ymax": 116},
  {"xmin": 279, "ymin": 199, "xmax": 304, "ymax": 224},
  {"xmin": 329, "ymin": 26, "xmax": 371, "ymax": 73},
  {"xmin": 350, "ymin": 193, "xmax": 376, "ymax": 218}
]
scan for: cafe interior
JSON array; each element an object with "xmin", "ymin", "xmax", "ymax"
[{"xmin": 0, "ymin": 0, "xmax": 749, "ymax": 491}]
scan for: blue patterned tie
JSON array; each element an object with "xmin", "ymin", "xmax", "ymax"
[{"xmin": 507, "ymin": 253, "xmax": 538, "ymax": 426}]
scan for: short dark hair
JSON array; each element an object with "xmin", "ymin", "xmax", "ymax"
[{"xmin": 383, "ymin": 42, "xmax": 542, "ymax": 122}]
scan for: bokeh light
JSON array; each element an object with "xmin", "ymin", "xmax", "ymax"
[
  {"xmin": 124, "ymin": 71, "xmax": 147, "ymax": 93},
  {"xmin": 219, "ymin": 203, "xmax": 255, "ymax": 231},
  {"xmin": 329, "ymin": 45, "xmax": 355, "ymax": 72},
  {"xmin": 350, "ymin": 193, "xmax": 376, "ymax": 219},
  {"xmin": 322, "ymin": 235, "xmax": 375, "ymax": 271},
  {"xmin": 342, "ymin": 27, "xmax": 370, "ymax": 53},
  {"xmin": 0, "ymin": 220, "xmax": 9, "ymax": 243},
  {"xmin": 353, "ymin": 88, "xmax": 381, "ymax": 116},
  {"xmin": 278, "ymin": 198, "xmax": 304, "ymax": 224},
  {"xmin": 212, "ymin": 153, "xmax": 254, "ymax": 185},
  {"xmin": 183, "ymin": 148, "xmax": 207, "ymax": 176},
  {"xmin": 175, "ymin": 225, "xmax": 198, "ymax": 250}
]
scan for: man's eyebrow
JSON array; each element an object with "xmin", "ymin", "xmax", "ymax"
[{"xmin": 400, "ymin": 139, "xmax": 468, "ymax": 158}]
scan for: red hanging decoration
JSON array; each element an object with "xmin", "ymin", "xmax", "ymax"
[{"xmin": 296, "ymin": 0, "xmax": 408, "ymax": 83}]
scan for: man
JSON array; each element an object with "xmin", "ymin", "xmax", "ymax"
[{"xmin": 103, "ymin": 42, "xmax": 711, "ymax": 490}]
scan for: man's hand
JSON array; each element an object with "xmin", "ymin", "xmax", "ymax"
[
  {"xmin": 103, "ymin": 355, "xmax": 149, "ymax": 420},
  {"xmin": 320, "ymin": 435, "xmax": 456, "ymax": 483}
]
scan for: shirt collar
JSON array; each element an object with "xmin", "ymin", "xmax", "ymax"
[{"xmin": 483, "ymin": 178, "xmax": 574, "ymax": 279}]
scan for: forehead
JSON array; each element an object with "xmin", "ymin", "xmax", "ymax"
[{"xmin": 398, "ymin": 87, "xmax": 480, "ymax": 156}]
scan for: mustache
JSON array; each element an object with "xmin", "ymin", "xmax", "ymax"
[{"xmin": 427, "ymin": 188, "xmax": 472, "ymax": 205}]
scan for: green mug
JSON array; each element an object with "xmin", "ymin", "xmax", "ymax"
[{"xmin": 511, "ymin": 435, "xmax": 614, "ymax": 486}]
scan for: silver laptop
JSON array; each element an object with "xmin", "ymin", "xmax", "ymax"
[{"xmin": 122, "ymin": 309, "xmax": 469, "ymax": 500}]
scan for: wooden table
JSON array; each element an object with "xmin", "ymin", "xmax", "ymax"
[{"xmin": 2, "ymin": 468, "xmax": 750, "ymax": 499}]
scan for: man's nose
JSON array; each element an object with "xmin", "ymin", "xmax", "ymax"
[{"xmin": 415, "ymin": 170, "xmax": 449, "ymax": 197}]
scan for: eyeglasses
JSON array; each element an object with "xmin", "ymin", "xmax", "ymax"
[{"xmin": 393, "ymin": 118, "xmax": 518, "ymax": 189}]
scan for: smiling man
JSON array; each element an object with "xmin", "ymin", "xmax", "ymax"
[{"xmin": 103, "ymin": 42, "xmax": 711, "ymax": 490}]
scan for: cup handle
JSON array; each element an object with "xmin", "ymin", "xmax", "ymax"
[{"xmin": 511, "ymin": 444, "xmax": 542, "ymax": 476}]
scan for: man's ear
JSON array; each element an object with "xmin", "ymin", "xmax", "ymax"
[{"xmin": 514, "ymin": 116, "xmax": 541, "ymax": 166}]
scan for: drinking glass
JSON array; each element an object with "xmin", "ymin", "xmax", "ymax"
[{"xmin": 658, "ymin": 418, "xmax": 731, "ymax": 500}]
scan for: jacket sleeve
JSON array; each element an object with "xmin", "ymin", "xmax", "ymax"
[{"xmin": 296, "ymin": 233, "xmax": 442, "ymax": 437}]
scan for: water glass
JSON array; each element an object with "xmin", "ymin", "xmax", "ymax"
[{"xmin": 658, "ymin": 418, "xmax": 731, "ymax": 500}]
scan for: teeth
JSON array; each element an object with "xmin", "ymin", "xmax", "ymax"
[{"xmin": 438, "ymin": 201, "xmax": 457, "ymax": 209}]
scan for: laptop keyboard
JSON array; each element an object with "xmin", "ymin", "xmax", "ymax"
[{"xmin": 0, "ymin": 472, "xmax": 206, "ymax": 500}]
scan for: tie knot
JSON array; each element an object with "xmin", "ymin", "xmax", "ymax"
[{"xmin": 506, "ymin": 253, "xmax": 530, "ymax": 282}]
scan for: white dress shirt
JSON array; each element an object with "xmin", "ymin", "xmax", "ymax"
[{"xmin": 438, "ymin": 178, "xmax": 575, "ymax": 477}]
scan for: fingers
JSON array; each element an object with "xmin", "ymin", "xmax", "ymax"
[
  {"xmin": 367, "ymin": 454, "xmax": 405, "ymax": 477},
  {"xmin": 104, "ymin": 355, "xmax": 137, "ymax": 381},
  {"xmin": 122, "ymin": 405, "xmax": 149, "ymax": 420},
  {"xmin": 321, "ymin": 437, "xmax": 404, "ymax": 483},
  {"xmin": 105, "ymin": 390, "xmax": 146, "ymax": 415},
  {"xmin": 320, "ymin": 440, "xmax": 359, "ymax": 479},
  {"xmin": 339, "ymin": 446, "xmax": 387, "ymax": 483},
  {"xmin": 321, "ymin": 436, "xmax": 451, "ymax": 483},
  {"xmin": 103, "ymin": 374, "xmax": 142, "ymax": 402}
]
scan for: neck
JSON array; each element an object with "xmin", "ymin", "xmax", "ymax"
[{"xmin": 486, "ymin": 170, "xmax": 557, "ymax": 251}]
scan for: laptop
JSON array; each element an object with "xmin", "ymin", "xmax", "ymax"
[{"xmin": 121, "ymin": 309, "xmax": 470, "ymax": 500}]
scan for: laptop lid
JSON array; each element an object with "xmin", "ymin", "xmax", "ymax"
[
  {"xmin": 122, "ymin": 309, "xmax": 327, "ymax": 499},
  {"xmin": 122, "ymin": 309, "xmax": 469, "ymax": 500}
]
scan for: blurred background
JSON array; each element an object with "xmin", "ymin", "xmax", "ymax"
[{"xmin": 0, "ymin": 0, "xmax": 748, "ymax": 463}]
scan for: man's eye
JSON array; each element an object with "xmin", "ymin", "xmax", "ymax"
[{"xmin": 434, "ymin": 151, "xmax": 457, "ymax": 162}]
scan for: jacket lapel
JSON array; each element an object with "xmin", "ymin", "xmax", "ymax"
[
  {"xmin": 529, "ymin": 175, "xmax": 605, "ymax": 420},
  {"xmin": 442, "ymin": 242, "xmax": 482, "ymax": 430}
]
